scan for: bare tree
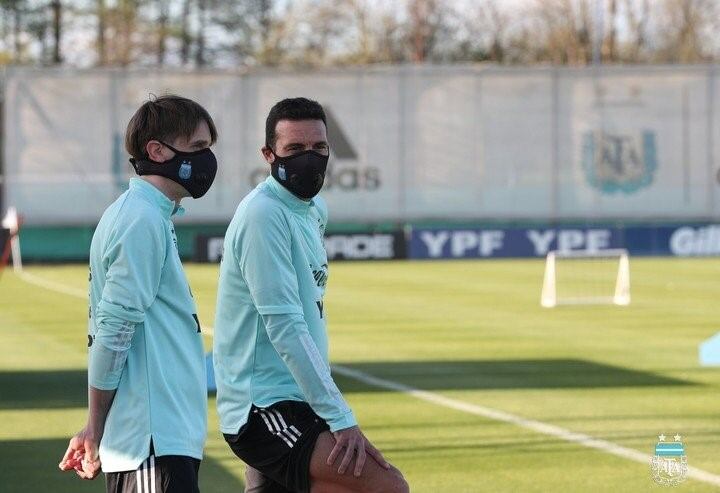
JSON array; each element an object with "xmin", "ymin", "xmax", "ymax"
[
  {"xmin": 349, "ymin": 1, "xmax": 405, "ymax": 63},
  {"xmin": 375, "ymin": 10, "xmax": 405, "ymax": 62},
  {"xmin": 302, "ymin": 1, "xmax": 349, "ymax": 66},
  {"xmin": 92, "ymin": 0, "xmax": 140, "ymax": 66},
  {"xmin": 2, "ymin": 0, "xmax": 720, "ymax": 68},
  {"xmin": 605, "ymin": 0, "xmax": 617, "ymax": 61},
  {"xmin": 211, "ymin": 0, "xmax": 281, "ymax": 66},
  {"xmin": 100, "ymin": 0, "xmax": 140, "ymax": 66},
  {"xmin": 324, "ymin": 0, "xmax": 401, "ymax": 65},
  {"xmin": 343, "ymin": 0, "xmax": 373, "ymax": 64},
  {"xmin": 258, "ymin": 0, "xmax": 271, "ymax": 47},
  {"xmin": 179, "ymin": 0, "xmax": 192, "ymax": 64},
  {"xmin": 406, "ymin": 0, "xmax": 449, "ymax": 62},
  {"xmin": 195, "ymin": 0, "xmax": 205, "ymax": 66},
  {"xmin": 460, "ymin": 0, "xmax": 510, "ymax": 63},
  {"xmin": 156, "ymin": 0, "xmax": 168, "ymax": 65},
  {"xmin": 96, "ymin": 0, "xmax": 107, "ymax": 65},
  {"xmin": 268, "ymin": 0, "xmax": 354, "ymax": 67},
  {"xmin": 486, "ymin": 0, "xmax": 510, "ymax": 62},
  {"xmin": 1, "ymin": 0, "xmax": 28, "ymax": 62},
  {"xmin": 623, "ymin": 0, "xmax": 650, "ymax": 61},
  {"xmin": 531, "ymin": 0, "xmax": 593, "ymax": 65},
  {"xmin": 655, "ymin": 0, "xmax": 718, "ymax": 63}
]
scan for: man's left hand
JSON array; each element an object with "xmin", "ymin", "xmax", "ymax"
[{"xmin": 59, "ymin": 427, "xmax": 102, "ymax": 480}]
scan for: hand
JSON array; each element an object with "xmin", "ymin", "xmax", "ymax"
[
  {"xmin": 327, "ymin": 425, "xmax": 391, "ymax": 477},
  {"xmin": 59, "ymin": 427, "xmax": 102, "ymax": 480}
]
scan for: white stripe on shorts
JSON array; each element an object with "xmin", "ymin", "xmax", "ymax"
[
  {"xmin": 289, "ymin": 425, "xmax": 302, "ymax": 439},
  {"xmin": 143, "ymin": 458, "xmax": 149, "ymax": 493},
  {"xmin": 258, "ymin": 408, "xmax": 296, "ymax": 448},
  {"xmin": 282, "ymin": 429, "xmax": 298, "ymax": 443},
  {"xmin": 136, "ymin": 466, "xmax": 142, "ymax": 492},
  {"xmin": 273, "ymin": 409, "xmax": 303, "ymax": 443},
  {"xmin": 150, "ymin": 455, "xmax": 157, "ymax": 493},
  {"xmin": 271, "ymin": 409, "xmax": 289, "ymax": 429},
  {"xmin": 258, "ymin": 410, "xmax": 277, "ymax": 433},
  {"xmin": 270, "ymin": 409, "xmax": 299, "ymax": 444},
  {"xmin": 265, "ymin": 409, "xmax": 282, "ymax": 432},
  {"xmin": 277, "ymin": 432, "xmax": 294, "ymax": 447}
]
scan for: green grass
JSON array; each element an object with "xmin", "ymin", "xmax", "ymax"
[{"xmin": 1, "ymin": 259, "xmax": 719, "ymax": 492}]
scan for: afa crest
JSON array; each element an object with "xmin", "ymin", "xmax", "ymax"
[
  {"xmin": 651, "ymin": 434, "xmax": 688, "ymax": 486},
  {"xmin": 582, "ymin": 130, "xmax": 657, "ymax": 194},
  {"xmin": 179, "ymin": 161, "xmax": 192, "ymax": 180}
]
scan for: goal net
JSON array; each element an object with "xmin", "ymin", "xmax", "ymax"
[{"xmin": 541, "ymin": 249, "xmax": 630, "ymax": 308}]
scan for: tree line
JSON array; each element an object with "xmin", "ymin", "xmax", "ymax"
[{"xmin": 0, "ymin": 0, "xmax": 718, "ymax": 68}]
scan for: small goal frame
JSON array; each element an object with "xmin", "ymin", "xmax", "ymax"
[
  {"xmin": 541, "ymin": 248, "xmax": 630, "ymax": 308},
  {"xmin": 1, "ymin": 207, "xmax": 23, "ymax": 273}
]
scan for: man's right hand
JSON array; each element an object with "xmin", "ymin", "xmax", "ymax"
[
  {"xmin": 327, "ymin": 425, "xmax": 391, "ymax": 477},
  {"xmin": 59, "ymin": 427, "xmax": 102, "ymax": 480}
]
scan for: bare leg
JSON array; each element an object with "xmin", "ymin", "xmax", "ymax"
[{"xmin": 309, "ymin": 432, "xmax": 409, "ymax": 493}]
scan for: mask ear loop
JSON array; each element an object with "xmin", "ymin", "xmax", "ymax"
[
  {"xmin": 160, "ymin": 141, "xmax": 181, "ymax": 154},
  {"xmin": 134, "ymin": 140, "xmax": 173, "ymax": 165}
]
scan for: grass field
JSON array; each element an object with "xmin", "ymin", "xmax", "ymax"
[{"xmin": 1, "ymin": 258, "xmax": 719, "ymax": 492}]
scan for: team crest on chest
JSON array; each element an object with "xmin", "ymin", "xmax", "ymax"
[{"xmin": 311, "ymin": 263, "xmax": 328, "ymax": 288}]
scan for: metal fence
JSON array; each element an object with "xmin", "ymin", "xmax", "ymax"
[{"xmin": 2, "ymin": 64, "xmax": 718, "ymax": 225}]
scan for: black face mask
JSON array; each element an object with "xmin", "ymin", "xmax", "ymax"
[
  {"xmin": 130, "ymin": 142, "xmax": 217, "ymax": 199},
  {"xmin": 270, "ymin": 149, "xmax": 329, "ymax": 200}
]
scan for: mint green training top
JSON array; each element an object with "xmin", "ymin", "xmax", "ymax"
[
  {"xmin": 213, "ymin": 176, "xmax": 356, "ymax": 435},
  {"xmin": 87, "ymin": 177, "xmax": 207, "ymax": 473}
]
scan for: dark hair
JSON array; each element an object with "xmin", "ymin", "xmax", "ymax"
[
  {"xmin": 125, "ymin": 94, "xmax": 218, "ymax": 160},
  {"xmin": 265, "ymin": 97, "xmax": 326, "ymax": 148}
]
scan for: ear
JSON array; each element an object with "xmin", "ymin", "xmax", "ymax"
[
  {"xmin": 261, "ymin": 145, "xmax": 275, "ymax": 165},
  {"xmin": 146, "ymin": 140, "xmax": 170, "ymax": 163}
]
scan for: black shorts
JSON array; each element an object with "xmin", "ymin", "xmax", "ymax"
[
  {"xmin": 105, "ymin": 453, "xmax": 200, "ymax": 493},
  {"xmin": 224, "ymin": 400, "xmax": 330, "ymax": 493}
]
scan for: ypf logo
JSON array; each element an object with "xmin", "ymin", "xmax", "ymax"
[
  {"xmin": 249, "ymin": 105, "xmax": 381, "ymax": 191},
  {"xmin": 650, "ymin": 434, "xmax": 688, "ymax": 486}
]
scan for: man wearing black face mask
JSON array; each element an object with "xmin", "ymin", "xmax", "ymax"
[
  {"xmin": 59, "ymin": 95, "xmax": 217, "ymax": 493},
  {"xmin": 214, "ymin": 98, "xmax": 409, "ymax": 493}
]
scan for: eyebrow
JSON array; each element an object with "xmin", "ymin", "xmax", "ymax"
[
  {"xmin": 284, "ymin": 141, "xmax": 329, "ymax": 148},
  {"xmin": 190, "ymin": 139, "xmax": 210, "ymax": 148}
]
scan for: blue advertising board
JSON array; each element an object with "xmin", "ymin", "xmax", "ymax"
[{"xmin": 409, "ymin": 224, "xmax": 720, "ymax": 259}]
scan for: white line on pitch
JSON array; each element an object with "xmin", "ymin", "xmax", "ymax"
[
  {"xmin": 14, "ymin": 272, "xmax": 720, "ymax": 487},
  {"xmin": 331, "ymin": 364, "xmax": 720, "ymax": 488},
  {"xmin": 16, "ymin": 271, "xmax": 88, "ymax": 298},
  {"xmin": 13, "ymin": 271, "xmax": 218, "ymax": 336}
]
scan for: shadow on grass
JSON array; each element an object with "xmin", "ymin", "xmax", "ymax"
[
  {"xmin": 0, "ymin": 359, "xmax": 695, "ymax": 410},
  {"xmin": 0, "ymin": 438, "xmax": 244, "ymax": 493},
  {"xmin": 0, "ymin": 369, "xmax": 87, "ymax": 410},
  {"xmin": 332, "ymin": 359, "xmax": 696, "ymax": 392}
]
